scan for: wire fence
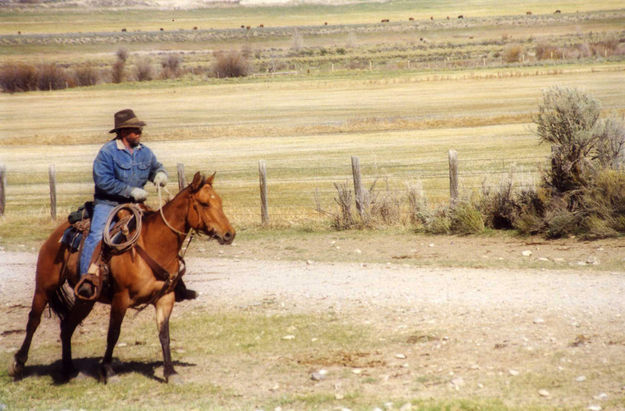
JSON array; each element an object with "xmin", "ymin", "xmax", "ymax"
[{"xmin": 0, "ymin": 151, "xmax": 549, "ymax": 224}]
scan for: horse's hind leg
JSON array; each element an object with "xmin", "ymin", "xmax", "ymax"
[
  {"xmin": 60, "ymin": 301, "xmax": 94, "ymax": 377},
  {"xmin": 9, "ymin": 290, "xmax": 47, "ymax": 379}
]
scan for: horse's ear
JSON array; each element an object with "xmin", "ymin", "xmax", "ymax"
[
  {"xmin": 207, "ymin": 172, "xmax": 216, "ymax": 186},
  {"xmin": 190, "ymin": 172, "xmax": 204, "ymax": 192}
]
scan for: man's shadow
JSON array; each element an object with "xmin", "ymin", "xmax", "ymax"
[{"xmin": 16, "ymin": 357, "xmax": 196, "ymax": 385}]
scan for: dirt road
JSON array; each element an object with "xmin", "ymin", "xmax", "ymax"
[{"xmin": 2, "ymin": 250, "xmax": 625, "ymax": 408}]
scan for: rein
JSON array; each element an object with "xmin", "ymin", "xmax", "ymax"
[
  {"xmin": 157, "ymin": 185, "xmax": 195, "ymax": 258},
  {"xmin": 157, "ymin": 185, "xmax": 190, "ymax": 237}
]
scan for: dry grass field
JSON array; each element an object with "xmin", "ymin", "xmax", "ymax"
[
  {"xmin": 1, "ymin": 2, "xmax": 625, "ymax": 410},
  {"xmin": 1, "ymin": 64, "xmax": 624, "ymax": 234}
]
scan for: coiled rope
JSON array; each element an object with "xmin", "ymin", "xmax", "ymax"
[{"xmin": 102, "ymin": 203, "xmax": 143, "ymax": 253}]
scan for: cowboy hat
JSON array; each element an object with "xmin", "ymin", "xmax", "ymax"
[{"xmin": 109, "ymin": 109, "xmax": 146, "ymax": 133}]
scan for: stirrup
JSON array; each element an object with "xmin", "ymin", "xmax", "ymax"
[{"xmin": 74, "ymin": 274, "xmax": 100, "ymax": 301}]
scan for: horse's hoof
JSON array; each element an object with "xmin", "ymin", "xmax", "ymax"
[
  {"xmin": 99, "ymin": 364, "xmax": 115, "ymax": 384},
  {"xmin": 165, "ymin": 372, "xmax": 183, "ymax": 385},
  {"xmin": 8, "ymin": 360, "xmax": 24, "ymax": 380}
]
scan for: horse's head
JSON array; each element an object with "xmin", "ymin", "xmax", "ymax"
[{"xmin": 186, "ymin": 172, "xmax": 235, "ymax": 245}]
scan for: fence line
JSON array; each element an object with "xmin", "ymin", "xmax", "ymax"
[{"xmin": 0, "ymin": 152, "xmax": 548, "ymax": 224}]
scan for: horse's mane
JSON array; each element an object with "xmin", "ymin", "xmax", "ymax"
[{"xmin": 141, "ymin": 185, "xmax": 190, "ymax": 220}]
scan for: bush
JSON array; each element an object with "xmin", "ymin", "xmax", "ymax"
[
  {"xmin": 594, "ymin": 116, "xmax": 625, "ymax": 169},
  {"xmin": 424, "ymin": 208, "xmax": 451, "ymax": 234},
  {"xmin": 211, "ymin": 51, "xmax": 249, "ymax": 78},
  {"xmin": 37, "ymin": 63, "xmax": 69, "ymax": 90},
  {"xmin": 450, "ymin": 202, "xmax": 484, "ymax": 234},
  {"xmin": 73, "ymin": 62, "xmax": 100, "ymax": 86},
  {"xmin": 332, "ymin": 181, "xmax": 354, "ymax": 230},
  {"xmin": 503, "ymin": 44, "xmax": 523, "ymax": 63},
  {"xmin": 0, "ymin": 62, "xmax": 37, "ymax": 93},
  {"xmin": 407, "ymin": 182, "xmax": 428, "ymax": 227},
  {"xmin": 111, "ymin": 60, "xmax": 125, "ymax": 83},
  {"xmin": 161, "ymin": 54, "xmax": 182, "ymax": 79},
  {"xmin": 134, "ymin": 58, "xmax": 154, "ymax": 81},
  {"xmin": 369, "ymin": 190, "xmax": 401, "ymax": 225},
  {"xmin": 535, "ymin": 87, "xmax": 601, "ymax": 195},
  {"xmin": 535, "ymin": 43, "xmax": 562, "ymax": 60},
  {"xmin": 116, "ymin": 48, "xmax": 128, "ymax": 62}
]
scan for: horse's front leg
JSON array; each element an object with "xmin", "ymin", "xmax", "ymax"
[
  {"xmin": 155, "ymin": 292, "xmax": 176, "ymax": 382},
  {"xmin": 99, "ymin": 292, "xmax": 129, "ymax": 383}
]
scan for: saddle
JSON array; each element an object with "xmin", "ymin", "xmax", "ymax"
[{"xmin": 62, "ymin": 202, "xmax": 135, "ymax": 302}]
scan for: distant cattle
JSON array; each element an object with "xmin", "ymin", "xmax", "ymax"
[
  {"xmin": 324, "ymin": 22, "xmax": 328, "ymax": 25},
  {"xmin": 446, "ymin": 16, "xmax": 450, "ymax": 20},
  {"xmin": 458, "ymin": 15, "xmax": 464, "ymax": 19},
  {"xmin": 526, "ymin": 11, "xmax": 532, "ymax": 15},
  {"xmin": 381, "ymin": 19, "xmax": 389, "ymax": 23},
  {"xmin": 259, "ymin": 24, "xmax": 264, "ymax": 28},
  {"xmin": 409, "ymin": 17, "xmax": 414, "ymax": 21},
  {"xmin": 193, "ymin": 26, "xmax": 198, "ymax": 30},
  {"xmin": 172, "ymin": 19, "xmax": 175, "ymax": 22},
  {"xmin": 430, "ymin": 16, "xmax": 434, "ymax": 20},
  {"xmin": 241, "ymin": 25, "xmax": 245, "ymax": 28},
  {"xmin": 554, "ymin": 9, "xmax": 561, "ymax": 14},
  {"xmin": 160, "ymin": 28, "xmax": 164, "ymax": 31},
  {"xmin": 246, "ymin": 26, "xmax": 250, "ymax": 30},
  {"xmin": 121, "ymin": 28, "xmax": 127, "ymax": 32},
  {"xmin": 17, "ymin": 31, "xmax": 21, "ymax": 35}
]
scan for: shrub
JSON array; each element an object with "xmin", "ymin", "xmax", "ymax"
[
  {"xmin": 503, "ymin": 44, "xmax": 523, "ymax": 63},
  {"xmin": 369, "ymin": 190, "xmax": 401, "ymax": 225},
  {"xmin": 111, "ymin": 60, "xmax": 125, "ymax": 83},
  {"xmin": 161, "ymin": 54, "xmax": 182, "ymax": 79},
  {"xmin": 407, "ymin": 181, "xmax": 428, "ymax": 227},
  {"xmin": 535, "ymin": 42, "xmax": 562, "ymax": 60},
  {"xmin": 0, "ymin": 62, "xmax": 37, "ymax": 93},
  {"xmin": 73, "ymin": 62, "xmax": 100, "ymax": 86},
  {"xmin": 116, "ymin": 48, "xmax": 128, "ymax": 62},
  {"xmin": 332, "ymin": 181, "xmax": 354, "ymax": 230},
  {"xmin": 134, "ymin": 57, "xmax": 154, "ymax": 81},
  {"xmin": 450, "ymin": 202, "xmax": 484, "ymax": 234},
  {"xmin": 535, "ymin": 87, "xmax": 601, "ymax": 195},
  {"xmin": 424, "ymin": 208, "xmax": 451, "ymax": 234},
  {"xmin": 211, "ymin": 51, "xmax": 249, "ymax": 78},
  {"xmin": 594, "ymin": 116, "xmax": 625, "ymax": 169},
  {"xmin": 37, "ymin": 63, "xmax": 69, "ymax": 90}
]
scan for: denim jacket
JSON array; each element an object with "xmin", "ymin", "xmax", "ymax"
[{"xmin": 93, "ymin": 139, "xmax": 166, "ymax": 205}]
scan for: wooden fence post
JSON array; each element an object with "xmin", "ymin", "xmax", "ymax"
[
  {"xmin": 0, "ymin": 165, "xmax": 6, "ymax": 217},
  {"xmin": 177, "ymin": 163, "xmax": 186, "ymax": 191},
  {"xmin": 448, "ymin": 149, "xmax": 458, "ymax": 206},
  {"xmin": 351, "ymin": 156, "xmax": 366, "ymax": 219},
  {"xmin": 49, "ymin": 164, "xmax": 57, "ymax": 220},
  {"xmin": 258, "ymin": 160, "xmax": 269, "ymax": 224}
]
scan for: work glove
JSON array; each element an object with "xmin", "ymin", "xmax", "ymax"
[
  {"xmin": 129, "ymin": 187, "xmax": 148, "ymax": 202},
  {"xmin": 153, "ymin": 171, "xmax": 168, "ymax": 187}
]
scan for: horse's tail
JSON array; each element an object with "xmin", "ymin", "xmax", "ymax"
[{"xmin": 48, "ymin": 281, "xmax": 75, "ymax": 320}]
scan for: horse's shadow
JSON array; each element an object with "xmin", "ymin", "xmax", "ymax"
[{"xmin": 19, "ymin": 357, "xmax": 196, "ymax": 385}]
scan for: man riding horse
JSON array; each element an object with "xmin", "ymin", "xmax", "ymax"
[{"xmin": 77, "ymin": 109, "xmax": 196, "ymax": 301}]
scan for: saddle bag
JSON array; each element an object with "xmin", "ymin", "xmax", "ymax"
[{"xmin": 61, "ymin": 201, "xmax": 94, "ymax": 252}]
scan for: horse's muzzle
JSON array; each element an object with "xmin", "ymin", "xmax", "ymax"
[{"xmin": 215, "ymin": 229, "xmax": 235, "ymax": 245}]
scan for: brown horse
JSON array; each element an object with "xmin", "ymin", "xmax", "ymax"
[{"xmin": 9, "ymin": 172, "xmax": 235, "ymax": 383}]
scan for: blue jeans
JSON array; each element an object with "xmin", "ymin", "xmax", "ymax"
[{"xmin": 79, "ymin": 203, "xmax": 115, "ymax": 276}]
